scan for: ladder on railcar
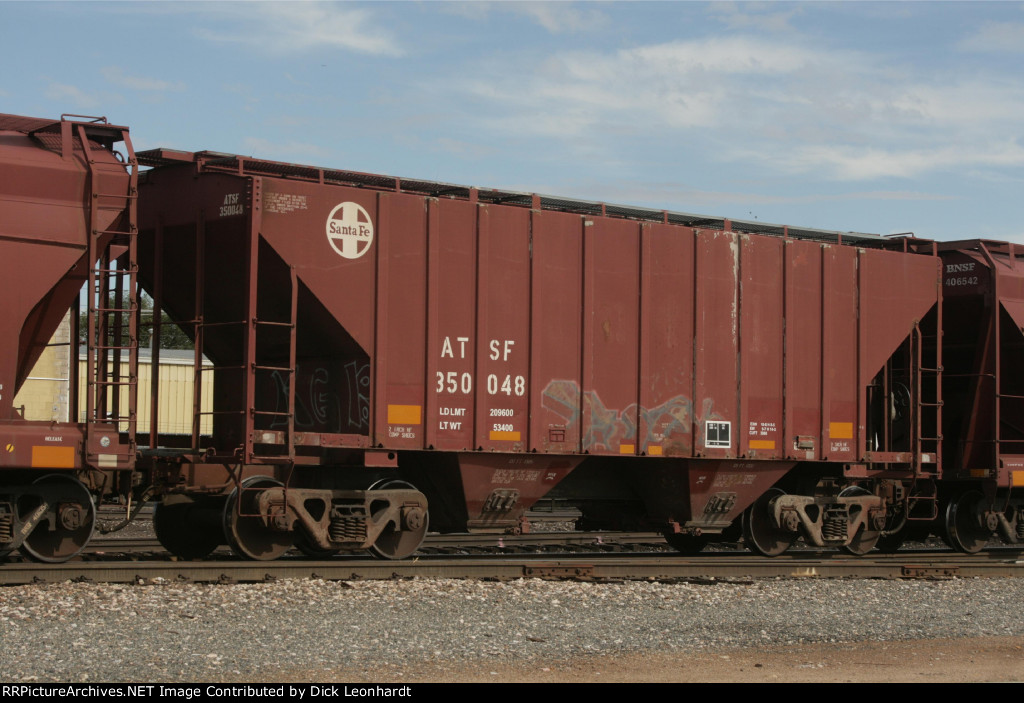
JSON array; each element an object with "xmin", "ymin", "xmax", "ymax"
[
  {"xmin": 77, "ymin": 119, "xmax": 139, "ymax": 469},
  {"xmin": 903, "ymin": 321, "xmax": 943, "ymax": 521},
  {"xmin": 912, "ymin": 321, "xmax": 943, "ymax": 477},
  {"xmin": 246, "ymin": 264, "xmax": 299, "ymax": 466},
  {"xmin": 189, "ymin": 190, "xmax": 298, "ymax": 467}
]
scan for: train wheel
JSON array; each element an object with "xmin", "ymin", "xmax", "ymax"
[
  {"xmin": 840, "ymin": 486, "xmax": 881, "ymax": 555},
  {"xmin": 154, "ymin": 495, "xmax": 222, "ymax": 560},
  {"xmin": 943, "ymin": 490, "xmax": 990, "ymax": 554},
  {"xmin": 843, "ymin": 526, "xmax": 881, "ymax": 555},
  {"xmin": 742, "ymin": 488, "xmax": 797, "ymax": 557},
  {"xmin": 19, "ymin": 474, "xmax": 95, "ymax": 563},
  {"xmin": 223, "ymin": 477, "xmax": 293, "ymax": 561},
  {"xmin": 663, "ymin": 532, "xmax": 710, "ymax": 555},
  {"xmin": 875, "ymin": 531, "xmax": 906, "ymax": 553},
  {"xmin": 367, "ymin": 480, "xmax": 429, "ymax": 560},
  {"xmin": 295, "ymin": 531, "xmax": 341, "ymax": 559}
]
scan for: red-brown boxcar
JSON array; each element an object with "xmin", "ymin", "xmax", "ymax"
[
  {"xmin": 2, "ymin": 112, "xmax": 1022, "ymax": 563},
  {"xmin": 0, "ymin": 113, "xmax": 138, "ymax": 561},
  {"xmin": 130, "ymin": 147, "xmax": 1005, "ymax": 560}
]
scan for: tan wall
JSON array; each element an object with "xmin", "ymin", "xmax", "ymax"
[
  {"xmin": 12, "ymin": 312, "xmax": 72, "ymax": 423},
  {"xmin": 75, "ymin": 356, "xmax": 213, "ymax": 436},
  {"xmin": 14, "ymin": 329, "xmax": 211, "ymax": 436},
  {"xmin": 136, "ymin": 357, "xmax": 214, "ymax": 435}
]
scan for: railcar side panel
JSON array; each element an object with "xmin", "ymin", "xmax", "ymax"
[
  {"xmin": 474, "ymin": 204, "xmax": 531, "ymax": 453},
  {"xmin": 272, "ymin": 180, "xmax": 380, "ymax": 358},
  {"xmin": 376, "ymin": 192, "xmax": 428, "ymax": 449},
  {"xmin": 582, "ymin": 217, "xmax": 641, "ymax": 456},
  {"xmin": 425, "ymin": 198, "xmax": 477, "ymax": 452},
  {"xmin": 1, "ymin": 121, "xmax": 129, "ymax": 402},
  {"xmin": 694, "ymin": 230, "xmax": 739, "ymax": 459},
  {"xmin": 149, "ymin": 164, "xmax": 945, "ymax": 471},
  {"xmin": 530, "ymin": 210, "xmax": 584, "ymax": 454},
  {"xmin": 638, "ymin": 223, "xmax": 695, "ymax": 458},
  {"xmin": 821, "ymin": 245, "xmax": 859, "ymax": 462},
  {"xmin": 858, "ymin": 248, "xmax": 939, "ymax": 385},
  {"xmin": 857, "ymin": 248, "xmax": 942, "ymax": 460},
  {"xmin": 784, "ymin": 240, "xmax": 824, "ymax": 461},
  {"xmin": 739, "ymin": 235, "xmax": 785, "ymax": 460}
]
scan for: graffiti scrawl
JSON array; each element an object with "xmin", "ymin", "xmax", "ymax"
[
  {"xmin": 269, "ymin": 360, "xmax": 370, "ymax": 433},
  {"xmin": 542, "ymin": 380, "xmax": 723, "ymax": 453}
]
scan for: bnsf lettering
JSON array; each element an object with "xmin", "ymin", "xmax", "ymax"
[
  {"xmin": 328, "ymin": 222, "xmax": 372, "ymax": 237},
  {"xmin": 945, "ymin": 263, "xmax": 976, "ymax": 273}
]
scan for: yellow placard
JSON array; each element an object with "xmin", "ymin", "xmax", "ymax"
[
  {"xmin": 829, "ymin": 422, "xmax": 854, "ymax": 439},
  {"xmin": 31, "ymin": 445, "xmax": 75, "ymax": 468},
  {"xmin": 749, "ymin": 439, "xmax": 776, "ymax": 450},
  {"xmin": 489, "ymin": 430, "xmax": 521, "ymax": 441},
  {"xmin": 387, "ymin": 404, "xmax": 422, "ymax": 425}
]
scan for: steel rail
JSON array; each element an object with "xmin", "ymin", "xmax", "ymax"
[
  {"xmin": 83, "ymin": 530, "xmax": 669, "ymax": 555},
  {"xmin": 1, "ymin": 549, "xmax": 1022, "ymax": 585}
]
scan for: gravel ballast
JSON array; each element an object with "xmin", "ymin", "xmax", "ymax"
[{"xmin": 2, "ymin": 576, "xmax": 1023, "ymax": 682}]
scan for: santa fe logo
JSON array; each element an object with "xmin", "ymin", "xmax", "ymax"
[{"xmin": 326, "ymin": 202, "xmax": 374, "ymax": 259}]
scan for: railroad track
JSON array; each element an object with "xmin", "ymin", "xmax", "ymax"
[
  {"xmin": 82, "ymin": 530, "xmax": 669, "ymax": 555},
  {"xmin": 1, "ymin": 539, "xmax": 1021, "ymax": 585}
]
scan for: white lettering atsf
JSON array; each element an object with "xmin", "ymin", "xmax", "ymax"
[{"xmin": 326, "ymin": 202, "xmax": 374, "ymax": 259}]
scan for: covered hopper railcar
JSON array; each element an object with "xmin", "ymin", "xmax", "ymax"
[
  {"xmin": 0, "ymin": 113, "xmax": 138, "ymax": 561},
  {"xmin": 1, "ymin": 112, "xmax": 1022, "ymax": 562}
]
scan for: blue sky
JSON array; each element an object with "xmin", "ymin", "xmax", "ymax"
[{"xmin": 3, "ymin": 1, "xmax": 1024, "ymax": 241}]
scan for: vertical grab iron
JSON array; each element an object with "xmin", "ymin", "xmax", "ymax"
[{"xmin": 78, "ymin": 119, "xmax": 139, "ymax": 470}]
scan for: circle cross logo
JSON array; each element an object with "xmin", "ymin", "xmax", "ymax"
[{"xmin": 326, "ymin": 202, "xmax": 374, "ymax": 259}]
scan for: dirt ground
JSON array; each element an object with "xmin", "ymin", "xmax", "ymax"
[{"xmin": 300, "ymin": 636, "xmax": 1024, "ymax": 683}]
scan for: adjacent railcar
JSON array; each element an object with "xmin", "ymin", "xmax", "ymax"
[
  {"xmin": 1, "ymin": 112, "xmax": 1021, "ymax": 563},
  {"xmin": 0, "ymin": 113, "xmax": 137, "ymax": 561}
]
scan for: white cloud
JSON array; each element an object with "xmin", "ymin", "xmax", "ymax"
[
  {"xmin": 460, "ymin": 37, "xmax": 837, "ymax": 138},
  {"xmin": 754, "ymin": 142, "xmax": 1024, "ymax": 181},
  {"xmin": 45, "ymin": 82, "xmax": 102, "ymax": 110},
  {"xmin": 444, "ymin": 1, "xmax": 607, "ymax": 33},
  {"xmin": 102, "ymin": 67, "xmax": 185, "ymax": 92},
  {"xmin": 453, "ymin": 36, "xmax": 868, "ymax": 148},
  {"xmin": 195, "ymin": 3, "xmax": 402, "ymax": 56},
  {"xmin": 958, "ymin": 21, "xmax": 1024, "ymax": 53},
  {"xmin": 514, "ymin": 180, "xmax": 956, "ymax": 210},
  {"xmin": 515, "ymin": 2, "xmax": 607, "ymax": 33},
  {"xmin": 623, "ymin": 39, "xmax": 813, "ymax": 74},
  {"xmin": 708, "ymin": 1, "xmax": 802, "ymax": 33},
  {"xmin": 442, "ymin": 33, "xmax": 1024, "ymax": 181},
  {"xmin": 886, "ymin": 84, "xmax": 1021, "ymax": 128}
]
